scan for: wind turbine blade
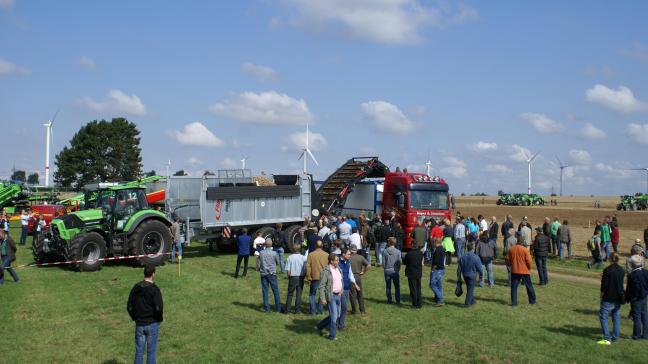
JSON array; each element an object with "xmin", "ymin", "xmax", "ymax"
[
  {"xmin": 555, "ymin": 155, "xmax": 563, "ymax": 167},
  {"xmin": 297, "ymin": 151, "xmax": 305, "ymax": 161},
  {"xmin": 530, "ymin": 151, "xmax": 540, "ymax": 161},
  {"xmin": 306, "ymin": 148, "xmax": 318, "ymax": 165},
  {"xmin": 522, "ymin": 150, "xmax": 530, "ymax": 160},
  {"xmin": 50, "ymin": 109, "xmax": 59, "ymax": 126}
]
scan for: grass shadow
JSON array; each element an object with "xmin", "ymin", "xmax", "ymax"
[
  {"xmin": 477, "ymin": 296, "xmax": 510, "ymax": 305},
  {"xmin": 285, "ymin": 318, "xmax": 322, "ymax": 335},
  {"xmin": 232, "ymin": 300, "xmax": 265, "ymax": 312},
  {"xmin": 220, "ymin": 270, "xmax": 237, "ymax": 278},
  {"xmin": 102, "ymin": 360, "xmax": 122, "ymax": 364},
  {"xmin": 573, "ymin": 308, "xmax": 599, "ymax": 316},
  {"xmin": 543, "ymin": 325, "xmax": 600, "ymax": 339}
]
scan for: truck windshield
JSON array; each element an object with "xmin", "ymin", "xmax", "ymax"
[{"xmin": 409, "ymin": 191, "xmax": 448, "ymax": 210}]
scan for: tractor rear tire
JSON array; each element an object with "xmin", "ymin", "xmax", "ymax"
[
  {"xmin": 130, "ymin": 220, "xmax": 172, "ymax": 267},
  {"xmin": 284, "ymin": 225, "xmax": 302, "ymax": 252},
  {"xmin": 68, "ymin": 232, "xmax": 107, "ymax": 272},
  {"xmin": 32, "ymin": 235, "xmax": 57, "ymax": 264},
  {"xmin": 496, "ymin": 200, "xmax": 502, "ymax": 206}
]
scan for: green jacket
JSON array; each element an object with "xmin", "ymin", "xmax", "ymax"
[
  {"xmin": 600, "ymin": 224, "xmax": 611, "ymax": 242},
  {"xmin": 550, "ymin": 221, "xmax": 561, "ymax": 236}
]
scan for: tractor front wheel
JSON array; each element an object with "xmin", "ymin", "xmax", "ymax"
[
  {"xmin": 69, "ymin": 232, "xmax": 107, "ymax": 272},
  {"xmin": 130, "ymin": 220, "xmax": 172, "ymax": 267},
  {"xmin": 32, "ymin": 235, "xmax": 58, "ymax": 264}
]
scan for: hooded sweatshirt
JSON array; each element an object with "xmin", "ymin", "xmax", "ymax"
[
  {"xmin": 127, "ymin": 280, "xmax": 164, "ymax": 325},
  {"xmin": 382, "ymin": 246, "xmax": 402, "ymax": 274}
]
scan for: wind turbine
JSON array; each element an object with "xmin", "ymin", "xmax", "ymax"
[
  {"xmin": 297, "ymin": 122, "xmax": 318, "ymax": 174},
  {"xmin": 555, "ymin": 155, "xmax": 571, "ymax": 196},
  {"xmin": 628, "ymin": 167, "xmax": 648, "ymax": 194},
  {"xmin": 240, "ymin": 155, "xmax": 248, "ymax": 170},
  {"xmin": 425, "ymin": 149, "xmax": 433, "ymax": 177},
  {"xmin": 523, "ymin": 150, "xmax": 540, "ymax": 194},
  {"xmin": 43, "ymin": 110, "xmax": 58, "ymax": 187}
]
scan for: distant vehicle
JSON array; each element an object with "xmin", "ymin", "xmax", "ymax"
[
  {"xmin": 616, "ymin": 194, "xmax": 648, "ymax": 211},
  {"xmin": 496, "ymin": 193, "xmax": 545, "ymax": 206}
]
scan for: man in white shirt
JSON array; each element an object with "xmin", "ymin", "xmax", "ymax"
[
  {"xmin": 348, "ymin": 227, "xmax": 362, "ymax": 252},
  {"xmin": 338, "ymin": 219, "xmax": 352, "ymax": 246},
  {"xmin": 19, "ymin": 210, "xmax": 31, "ymax": 246},
  {"xmin": 478, "ymin": 215, "xmax": 488, "ymax": 233},
  {"xmin": 318, "ymin": 224, "xmax": 330, "ymax": 239}
]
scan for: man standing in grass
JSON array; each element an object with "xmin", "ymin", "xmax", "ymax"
[
  {"xmin": 403, "ymin": 242, "xmax": 424, "ymax": 308},
  {"xmin": 284, "ymin": 243, "xmax": 307, "ymax": 314},
  {"xmin": 558, "ymin": 220, "xmax": 572, "ymax": 259},
  {"xmin": 532, "ymin": 227, "xmax": 550, "ymax": 286},
  {"xmin": 626, "ymin": 255, "xmax": 648, "ymax": 340},
  {"xmin": 597, "ymin": 252, "xmax": 625, "ymax": 345},
  {"xmin": 235, "ymin": 228, "xmax": 251, "ymax": 278},
  {"xmin": 259, "ymin": 239, "xmax": 282, "ymax": 313},
  {"xmin": 550, "ymin": 217, "xmax": 561, "ymax": 258},
  {"xmin": 0, "ymin": 229, "xmax": 19, "ymax": 284},
  {"xmin": 127, "ymin": 264, "xmax": 163, "ymax": 364},
  {"xmin": 382, "ymin": 237, "xmax": 402, "ymax": 304},
  {"xmin": 457, "ymin": 241, "xmax": 482, "ymax": 308},
  {"xmin": 306, "ymin": 240, "xmax": 328, "ymax": 315},
  {"xmin": 349, "ymin": 245, "xmax": 369, "ymax": 314},
  {"xmin": 600, "ymin": 217, "xmax": 611, "ymax": 262},
  {"xmin": 337, "ymin": 248, "xmax": 360, "ymax": 330},
  {"xmin": 429, "ymin": 238, "xmax": 446, "ymax": 306},
  {"xmin": 317, "ymin": 253, "xmax": 343, "ymax": 341},
  {"xmin": 507, "ymin": 237, "xmax": 536, "ymax": 307}
]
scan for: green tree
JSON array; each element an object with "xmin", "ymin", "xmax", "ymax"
[
  {"xmin": 144, "ymin": 170, "xmax": 157, "ymax": 177},
  {"xmin": 11, "ymin": 170, "xmax": 26, "ymax": 182},
  {"xmin": 203, "ymin": 170, "xmax": 215, "ymax": 176},
  {"xmin": 54, "ymin": 118, "xmax": 143, "ymax": 188},
  {"xmin": 173, "ymin": 170, "xmax": 187, "ymax": 176},
  {"xmin": 27, "ymin": 172, "xmax": 40, "ymax": 185}
]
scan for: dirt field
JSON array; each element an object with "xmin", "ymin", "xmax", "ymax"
[{"xmin": 456, "ymin": 195, "xmax": 648, "ymax": 258}]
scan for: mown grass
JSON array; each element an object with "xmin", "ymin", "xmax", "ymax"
[{"xmin": 2, "ymin": 225, "xmax": 648, "ymax": 364}]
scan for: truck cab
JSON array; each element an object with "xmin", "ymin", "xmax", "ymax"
[{"xmin": 382, "ymin": 172, "xmax": 451, "ymax": 250}]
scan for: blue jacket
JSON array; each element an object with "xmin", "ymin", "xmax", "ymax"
[
  {"xmin": 626, "ymin": 268, "xmax": 648, "ymax": 302},
  {"xmin": 339, "ymin": 258, "xmax": 352, "ymax": 291},
  {"xmin": 458, "ymin": 252, "xmax": 483, "ymax": 279},
  {"xmin": 237, "ymin": 234, "xmax": 251, "ymax": 256}
]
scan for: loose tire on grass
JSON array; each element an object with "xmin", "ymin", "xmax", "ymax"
[
  {"xmin": 284, "ymin": 225, "xmax": 302, "ymax": 252},
  {"xmin": 32, "ymin": 235, "xmax": 58, "ymax": 264},
  {"xmin": 130, "ymin": 220, "xmax": 172, "ymax": 267},
  {"xmin": 68, "ymin": 232, "xmax": 107, "ymax": 272}
]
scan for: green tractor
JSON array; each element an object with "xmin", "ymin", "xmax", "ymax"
[
  {"xmin": 33, "ymin": 184, "xmax": 172, "ymax": 272},
  {"xmin": 617, "ymin": 194, "xmax": 648, "ymax": 211},
  {"xmin": 496, "ymin": 194, "xmax": 513, "ymax": 205}
]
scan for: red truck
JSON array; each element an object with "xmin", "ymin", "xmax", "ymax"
[{"xmin": 381, "ymin": 172, "xmax": 451, "ymax": 249}]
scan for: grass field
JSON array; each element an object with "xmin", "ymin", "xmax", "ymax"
[{"xmin": 3, "ymin": 221, "xmax": 648, "ymax": 364}]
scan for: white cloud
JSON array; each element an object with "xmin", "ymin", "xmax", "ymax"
[
  {"xmin": 221, "ymin": 157, "xmax": 237, "ymax": 168},
  {"xmin": 288, "ymin": 130, "xmax": 328, "ymax": 152},
  {"xmin": 173, "ymin": 122, "xmax": 224, "ymax": 147},
  {"xmin": 187, "ymin": 157, "xmax": 202, "ymax": 167},
  {"xmin": 585, "ymin": 84, "xmax": 646, "ymax": 113},
  {"xmin": 575, "ymin": 123, "xmax": 607, "ymax": 140},
  {"xmin": 278, "ymin": 0, "xmax": 478, "ymax": 45},
  {"xmin": 520, "ymin": 112, "xmax": 564, "ymax": 133},
  {"xmin": 626, "ymin": 123, "xmax": 648, "ymax": 145},
  {"xmin": 469, "ymin": 141, "xmax": 498, "ymax": 152},
  {"xmin": 82, "ymin": 89, "xmax": 147, "ymax": 116},
  {"xmin": 510, "ymin": 144, "xmax": 531, "ymax": 162},
  {"xmin": 568, "ymin": 149, "xmax": 592, "ymax": 165},
  {"xmin": 441, "ymin": 156, "xmax": 467, "ymax": 178},
  {"xmin": 78, "ymin": 56, "xmax": 95, "ymax": 70},
  {"xmin": 241, "ymin": 62, "xmax": 278, "ymax": 82},
  {"xmin": 0, "ymin": 58, "xmax": 30, "ymax": 75},
  {"xmin": 0, "ymin": 0, "xmax": 14, "ymax": 10},
  {"xmin": 594, "ymin": 163, "xmax": 634, "ymax": 179},
  {"xmin": 482, "ymin": 164, "xmax": 512, "ymax": 173},
  {"xmin": 361, "ymin": 101, "xmax": 414, "ymax": 134},
  {"xmin": 209, "ymin": 91, "xmax": 313, "ymax": 125}
]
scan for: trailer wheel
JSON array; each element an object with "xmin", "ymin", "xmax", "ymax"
[
  {"xmin": 68, "ymin": 232, "xmax": 107, "ymax": 272},
  {"xmin": 254, "ymin": 226, "xmax": 276, "ymax": 243},
  {"xmin": 215, "ymin": 237, "xmax": 237, "ymax": 253},
  {"xmin": 284, "ymin": 225, "xmax": 302, "ymax": 252},
  {"xmin": 130, "ymin": 219, "xmax": 172, "ymax": 267}
]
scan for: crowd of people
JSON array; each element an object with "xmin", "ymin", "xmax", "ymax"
[{"xmin": 228, "ymin": 211, "xmax": 648, "ymax": 344}]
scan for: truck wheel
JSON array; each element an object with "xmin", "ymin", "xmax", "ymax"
[
  {"xmin": 254, "ymin": 226, "xmax": 276, "ymax": 242},
  {"xmin": 68, "ymin": 232, "xmax": 106, "ymax": 272},
  {"xmin": 32, "ymin": 235, "xmax": 57, "ymax": 263},
  {"xmin": 215, "ymin": 237, "xmax": 237, "ymax": 253},
  {"xmin": 284, "ymin": 225, "xmax": 302, "ymax": 252},
  {"xmin": 130, "ymin": 220, "xmax": 172, "ymax": 267}
]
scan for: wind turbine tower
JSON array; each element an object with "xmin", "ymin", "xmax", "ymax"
[
  {"xmin": 297, "ymin": 123, "xmax": 318, "ymax": 174},
  {"xmin": 425, "ymin": 150, "xmax": 432, "ymax": 177},
  {"xmin": 628, "ymin": 167, "xmax": 648, "ymax": 194},
  {"xmin": 43, "ymin": 110, "xmax": 58, "ymax": 187},
  {"xmin": 524, "ymin": 150, "xmax": 540, "ymax": 194},
  {"xmin": 240, "ymin": 156, "xmax": 248, "ymax": 170},
  {"xmin": 556, "ymin": 155, "xmax": 571, "ymax": 196}
]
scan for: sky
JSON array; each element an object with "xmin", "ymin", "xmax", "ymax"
[{"xmin": 1, "ymin": 0, "xmax": 648, "ymax": 196}]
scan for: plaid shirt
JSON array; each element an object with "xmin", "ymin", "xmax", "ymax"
[{"xmin": 454, "ymin": 223, "xmax": 466, "ymax": 240}]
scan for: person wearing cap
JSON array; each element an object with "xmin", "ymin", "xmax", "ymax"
[
  {"xmin": 532, "ymin": 226, "xmax": 550, "ymax": 286},
  {"xmin": 625, "ymin": 255, "xmax": 648, "ymax": 340},
  {"xmin": 259, "ymin": 238, "xmax": 281, "ymax": 313},
  {"xmin": 597, "ymin": 252, "xmax": 626, "ymax": 345}
]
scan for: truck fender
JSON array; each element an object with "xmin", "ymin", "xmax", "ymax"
[{"xmin": 126, "ymin": 214, "xmax": 172, "ymax": 235}]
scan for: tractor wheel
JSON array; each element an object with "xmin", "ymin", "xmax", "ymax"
[
  {"xmin": 130, "ymin": 220, "xmax": 172, "ymax": 267},
  {"xmin": 32, "ymin": 235, "xmax": 58, "ymax": 264},
  {"xmin": 524, "ymin": 200, "xmax": 530, "ymax": 206},
  {"xmin": 496, "ymin": 200, "xmax": 502, "ymax": 206},
  {"xmin": 631, "ymin": 204, "xmax": 637, "ymax": 211},
  {"xmin": 68, "ymin": 232, "xmax": 107, "ymax": 272},
  {"xmin": 284, "ymin": 225, "xmax": 302, "ymax": 252}
]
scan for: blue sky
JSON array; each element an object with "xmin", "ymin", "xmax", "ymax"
[{"xmin": 1, "ymin": 0, "xmax": 648, "ymax": 195}]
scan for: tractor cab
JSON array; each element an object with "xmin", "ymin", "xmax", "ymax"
[{"xmin": 87, "ymin": 185, "xmax": 149, "ymax": 231}]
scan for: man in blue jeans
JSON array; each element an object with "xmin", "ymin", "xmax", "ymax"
[
  {"xmin": 457, "ymin": 241, "xmax": 482, "ymax": 308},
  {"xmin": 430, "ymin": 239, "xmax": 446, "ymax": 306},
  {"xmin": 273, "ymin": 223, "xmax": 287, "ymax": 273},
  {"xmin": 597, "ymin": 253, "xmax": 625, "ymax": 345},
  {"xmin": 259, "ymin": 239, "xmax": 282, "ymax": 313},
  {"xmin": 382, "ymin": 237, "xmax": 402, "ymax": 304},
  {"xmin": 626, "ymin": 255, "xmax": 648, "ymax": 340},
  {"xmin": 0, "ymin": 230, "xmax": 19, "ymax": 284},
  {"xmin": 317, "ymin": 253, "xmax": 344, "ymax": 340},
  {"xmin": 127, "ymin": 264, "xmax": 163, "ymax": 364}
]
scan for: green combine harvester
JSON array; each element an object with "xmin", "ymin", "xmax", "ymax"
[
  {"xmin": 35, "ymin": 182, "xmax": 172, "ymax": 272},
  {"xmin": 616, "ymin": 194, "xmax": 648, "ymax": 211},
  {"xmin": 496, "ymin": 193, "xmax": 545, "ymax": 206},
  {"xmin": 0, "ymin": 182, "xmax": 29, "ymax": 212}
]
